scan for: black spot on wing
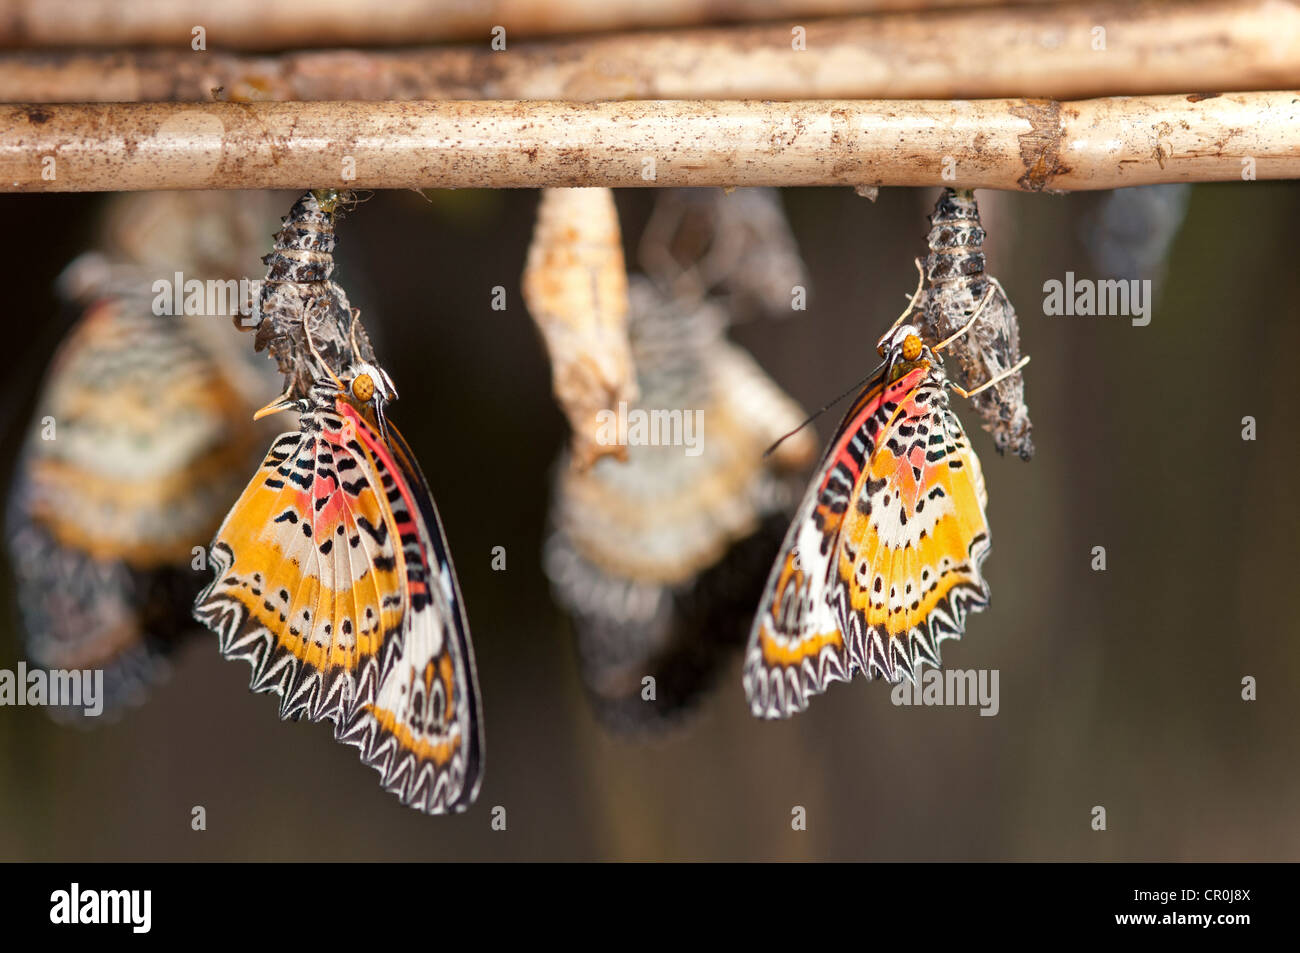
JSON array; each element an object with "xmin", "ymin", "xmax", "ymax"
[{"xmin": 356, "ymin": 516, "xmax": 389, "ymax": 545}]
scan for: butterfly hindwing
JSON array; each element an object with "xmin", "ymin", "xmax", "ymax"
[
  {"xmin": 744, "ymin": 361, "xmax": 991, "ymax": 718},
  {"xmin": 332, "ymin": 410, "xmax": 483, "ymax": 814}
]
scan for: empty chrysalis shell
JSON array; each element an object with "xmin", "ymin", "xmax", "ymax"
[
  {"xmin": 522, "ymin": 187, "xmax": 638, "ymax": 470},
  {"xmin": 920, "ymin": 188, "xmax": 1034, "ymax": 460},
  {"xmin": 247, "ymin": 189, "xmax": 377, "ymax": 399}
]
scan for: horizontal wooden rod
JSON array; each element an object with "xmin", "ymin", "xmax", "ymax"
[
  {"xmin": 0, "ymin": 2, "xmax": 1294, "ymax": 103},
  {"xmin": 1, "ymin": 95, "xmax": 1293, "ymax": 193},
  {"xmin": 0, "ymin": 0, "xmax": 1066, "ymax": 49}
]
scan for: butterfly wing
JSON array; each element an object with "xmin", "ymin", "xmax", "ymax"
[
  {"xmin": 830, "ymin": 365, "xmax": 991, "ymax": 684},
  {"xmin": 332, "ymin": 410, "xmax": 483, "ymax": 814},
  {"xmin": 195, "ymin": 393, "xmax": 482, "ymax": 813},
  {"xmin": 744, "ymin": 362, "xmax": 991, "ymax": 718},
  {"xmin": 8, "ymin": 298, "xmax": 269, "ymax": 719},
  {"xmin": 194, "ymin": 415, "xmax": 403, "ymax": 725}
]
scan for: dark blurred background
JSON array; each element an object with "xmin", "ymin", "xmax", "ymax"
[{"xmin": 0, "ymin": 183, "xmax": 1295, "ymax": 861}]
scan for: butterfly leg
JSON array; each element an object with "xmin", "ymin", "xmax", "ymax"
[
  {"xmin": 348, "ymin": 308, "xmax": 363, "ymax": 361},
  {"xmin": 951, "ymin": 354, "xmax": 1031, "ymax": 400}
]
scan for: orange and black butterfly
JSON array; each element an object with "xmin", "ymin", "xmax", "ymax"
[
  {"xmin": 195, "ymin": 357, "xmax": 482, "ymax": 813},
  {"xmin": 5, "ymin": 192, "xmax": 283, "ymax": 721},
  {"xmin": 7, "ymin": 296, "xmax": 269, "ymax": 718},
  {"xmin": 193, "ymin": 191, "xmax": 482, "ymax": 813},
  {"xmin": 745, "ymin": 314, "xmax": 1026, "ymax": 718}
]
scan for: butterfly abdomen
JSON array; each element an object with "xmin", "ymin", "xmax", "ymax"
[{"xmin": 922, "ymin": 188, "xmax": 1034, "ymax": 460}]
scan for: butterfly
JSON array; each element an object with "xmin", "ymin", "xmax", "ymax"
[
  {"xmin": 7, "ymin": 296, "xmax": 270, "ymax": 719},
  {"xmin": 744, "ymin": 308, "xmax": 1027, "ymax": 718},
  {"xmin": 546, "ymin": 277, "xmax": 815, "ymax": 733},
  {"xmin": 193, "ymin": 346, "xmax": 483, "ymax": 814},
  {"xmin": 5, "ymin": 191, "xmax": 284, "ymax": 722}
]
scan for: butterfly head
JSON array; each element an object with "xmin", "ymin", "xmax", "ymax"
[
  {"xmin": 876, "ymin": 323, "xmax": 926, "ymax": 361},
  {"xmin": 337, "ymin": 361, "xmax": 398, "ymax": 440},
  {"xmin": 873, "ymin": 323, "xmax": 935, "ymax": 387},
  {"xmin": 345, "ymin": 362, "xmax": 397, "ymax": 406}
]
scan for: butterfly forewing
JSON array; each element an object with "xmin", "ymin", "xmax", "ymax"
[
  {"xmin": 744, "ymin": 360, "xmax": 991, "ymax": 718},
  {"xmin": 195, "ymin": 408, "xmax": 401, "ymax": 717}
]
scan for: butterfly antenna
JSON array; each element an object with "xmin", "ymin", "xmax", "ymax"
[
  {"xmin": 253, "ymin": 390, "xmax": 297, "ymax": 421},
  {"xmin": 763, "ymin": 358, "xmax": 886, "ymax": 458}
]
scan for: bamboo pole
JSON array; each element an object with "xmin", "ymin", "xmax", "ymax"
[
  {"xmin": 0, "ymin": 2, "xmax": 1295, "ymax": 103},
  {"xmin": 0, "ymin": 0, "xmax": 1067, "ymax": 49},
  {"xmin": 1, "ymin": 95, "xmax": 1293, "ymax": 193}
]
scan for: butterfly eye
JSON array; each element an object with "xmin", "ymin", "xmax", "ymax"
[
  {"xmin": 877, "ymin": 341, "xmax": 888, "ymax": 358},
  {"xmin": 902, "ymin": 334, "xmax": 923, "ymax": 362},
  {"xmin": 351, "ymin": 373, "xmax": 375, "ymax": 403}
]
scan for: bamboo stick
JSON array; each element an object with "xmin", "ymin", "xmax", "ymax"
[
  {"xmin": 0, "ymin": 2, "xmax": 1294, "ymax": 103},
  {"xmin": 1, "ymin": 95, "xmax": 1293, "ymax": 193},
  {"xmin": 0, "ymin": 0, "xmax": 1066, "ymax": 49}
]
